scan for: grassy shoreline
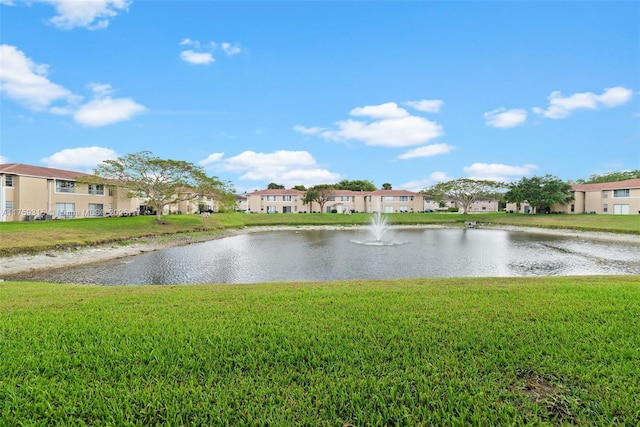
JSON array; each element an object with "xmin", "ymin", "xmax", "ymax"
[
  {"xmin": 1, "ymin": 276, "xmax": 639, "ymax": 425},
  {"xmin": 1, "ymin": 211, "xmax": 638, "ymax": 256}
]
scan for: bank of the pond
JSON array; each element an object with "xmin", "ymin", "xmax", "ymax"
[
  {"xmin": 1, "ymin": 276, "xmax": 639, "ymax": 425},
  {"xmin": 1, "ymin": 224, "xmax": 638, "ymax": 276}
]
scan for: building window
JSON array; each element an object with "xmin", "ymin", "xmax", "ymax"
[
  {"xmin": 570, "ymin": 204, "xmax": 575, "ymax": 213},
  {"xmin": 5, "ymin": 176, "xmax": 13, "ymax": 187},
  {"xmin": 108, "ymin": 187, "xmax": 115, "ymax": 196},
  {"xmin": 5, "ymin": 201, "xmax": 13, "ymax": 214},
  {"xmin": 267, "ymin": 206, "xmax": 277, "ymax": 213},
  {"xmin": 603, "ymin": 191, "xmax": 608, "ymax": 199},
  {"xmin": 56, "ymin": 180, "xmax": 75, "ymax": 193},
  {"xmin": 88, "ymin": 203, "xmax": 104, "ymax": 217},
  {"xmin": 266, "ymin": 195, "xmax": 276, "ymax": 202},
  {"xmin": 399, "ymin": 196, "xmax": 408, "ymax": 202},
  {"xmin": 283, "ymin": 195, "xmax": 292, "ymax": 201},
  {"xmin": 56, "ymin": 202, "xmax": 76, "ymax": 219},
  {"xmin": 341, "ymin": 196, "xmax": 350, "ymax": 202},
  {"xmin": 603, "ymin": 204, "xmax": 608, "ymax": 213},
  {"xmin": 385, "ymin": 196, "xmax": 394, "ymax": 201},
  {"xmin": 88, "ymin": 184, "xmax": 104, "ymax": 195},
  {"xmin": 613, "ymin": 189, "xmax": 630, "ymax": 198}
]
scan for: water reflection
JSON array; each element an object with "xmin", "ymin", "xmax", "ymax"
[{"xmin": 4, "ymin": 228, "xmax": 639, "ymax": 285}]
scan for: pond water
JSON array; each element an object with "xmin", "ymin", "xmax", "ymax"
[{"xmin": 7, "ymin": 228, "xmax": 640, "ymax": 285}]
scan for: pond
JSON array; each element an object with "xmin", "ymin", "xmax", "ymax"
[{"xmin": 6, "ymin": 227, "xmax": 640, "ymax": 285}]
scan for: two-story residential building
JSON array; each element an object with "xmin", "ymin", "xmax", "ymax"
[
  {"xmin": 246, "ymin": 189, "xmax": 306, "ymax": 213},
  {"xmin": 367, "ymin": 190, "xmax": 422, "ymax": 213},
  {"xmin": 567, "ymin": 179, "xmax": 640, "ymax": 215},
  {"xmin": 506, "ymin": 178, "xmax": 640, "ymax": 215},
  {"xmin": 0, "ymin": 163, "xmax": 138, "ymax": 221},
  {"xmin": 243, "ymin": 188, "xmax": 501, "ymax": 214}
]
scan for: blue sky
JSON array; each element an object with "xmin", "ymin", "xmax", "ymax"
[{"xmin": 1, "ymin": 1, "xmax": 638, "ymax": 192}]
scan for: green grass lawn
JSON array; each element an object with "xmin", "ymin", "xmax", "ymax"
[
  {"xmin": 1, "ymin": 211, "xmax": 638, "ymax": 255},
  {"xmin": 1, "ymin": 276, "xmax": 639, "ymax": 425}
]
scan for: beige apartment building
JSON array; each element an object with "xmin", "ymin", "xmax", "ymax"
[
  {"xmin": 0, "ymin": 164, "xmax": 138, "ymax": 222},
  {"xmin": 1, "ymin": 162, "xmax": 508, "ymax": 221},
  {"xmin": 506, "ymin": 178, "xmax": 640, "ymax": 215},
  {"xmin": 242, "ymin": 188, "xmax": 501, "ymax": 214}
]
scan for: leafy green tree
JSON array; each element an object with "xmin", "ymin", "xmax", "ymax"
[
  {"xmin": 334, "ymin": 179, "xmax": 377, "ymax": 192},
  {"xmin": 381, "ymin": 183, "xmax": 393, "ymax": 190},
  {"xmin": 302, "ymin": 184, "xmax": 335, "ymax": 213},
  {"xmin": 267, "ymin": 182, "xmax": 285, "ymax": 189},
  {"xmin": 422, "ymin": 179, "xmax": 505, "ymax": 215},
  {"xmin": 90, "ymin": 151, "xmax": 234, "ymax": 223},
  {"xmin": 505, "ymin": 175, "xmax": 573, "ymax": 214},
  {"xmin": 291, "ymin": 185, "xmax": 307, "ymax": 191},
  {"xmin": 576, "ymin": 170, "xmax": 640, "ymax": 184}
]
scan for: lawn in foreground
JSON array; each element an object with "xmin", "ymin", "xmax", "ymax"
[{"xmin": 1, "ymin": 276, "xmax": 639, "ymax": 425}]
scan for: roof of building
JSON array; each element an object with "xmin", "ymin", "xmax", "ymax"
[
  {"xmin": 248, "ymin": 189, "xmax": 306, "ymax": 196},
  {"xmin": 571, "ymin": 178, "xmax": 640, "ymax": 192},
  {"xmin": 246, "ymin": 188, "xmax": 423, "ymax": 196},
  {"xmin": 0, "ymin": 163, "xmax": 91, "ymax": 180},
  {"xmin": 369, "ymin": 189, "xmax": 419, "ymax": 196}
]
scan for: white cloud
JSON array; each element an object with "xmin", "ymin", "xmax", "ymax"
[
  {"xmin": 533, "ymin": 86, "xmax": 633, "ymax": 119},
  {"xmin": 87, "ymin": 82, "xmax": 113, "ymax": 98},
  {"xmin": 0, "ymin": 155, "xmax": 9, "ymax": 164},
  {"xmin": 397, "ymin": 143, "xmax": 454, "ymax": 160},
  {"xmin": 40, "ymin": 146, "xmax": 118, "ymax": 169},
  {"xmin": 309, "ymin": 101, "xmax": 443, "ymax": 148},
  {"xmin": 0, "ymin": 45, "xmax": 145, "ymax": 126},
  {"xmin": 213, "ymin": 150, "xmax": 341, "ymax": 188},
  {"xmin": 36, "ymin": 0, "xmax": 130, "ymax": 30},
  {"xmin": 463, "ymin": 163, "xmax": 538, "ymax": 181},
  {"xmin": 597, "ymin": 86, "xmax": 634, "ymax": 107},
  {"xmin": 405, "ymin": 99, "xmax": 443, "ymax": 113},
  {"xmin": 0, "ymin": 44, "xmax": 79, "ymax": 111},
  {"xmin": 180, "ymin": 50, "xmax": 214, "ymax": 65},
  {"xmin": 221, "ymin": 42, "xmax": 242, "ymax": 56},
  {"xmin": 350, "ymin": 102, "xmax": 409, "ymax": 119},
  {"xmin": 322, "ymin": 115, "xmax": 443, "ymax": 148},
  {"xmin": 74, "ymin": 97, "xmax": 146, "ymax": 126},
  {"xmin": 400, "ymin": 171, "xmax": 453, "ymax": 192},
  {"xmin": 484, "ymin": 108, "xmax": 527, "ymax": 128},
  {"xmin": 293, "ymin": 125, "xmax": 324, "ymax": 135},
  {"xmin": 198, "ymin": 152, "xmax": 225, "ymax": 167},
  {"xmin": 179, "ymin": 39, "xmax": 241, "ymax": 65}
]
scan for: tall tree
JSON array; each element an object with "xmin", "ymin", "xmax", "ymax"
[
  {"xmin": 291, "ymin": 185, "xmax": 306, "ymax": 191},
  {"xmin": 422, "ymin": 179, "xmax": 505, "ymax": 214},
  {"xmin": 381, "ymin": 183, "xmax": 393, "ymax": 190},
  {"xmin": 302, "ymin": 184, "xmax": 335, "ymax": 213},
  {"xmin": 267, "ymin": 182, "xmax": 285, "ymax": 189},
  {"xmin": 90, "ymin": 151, "xmax": 233, "ymax": 223},
  {"xmin": 334, "ymin": 179, "xmax": 377, "ymax": 192},
  {"xmin": 576, "ymin": 170, "xmax": 640, "ymax": 184},
  {"xmin": 504, "ymin": 175, "xmax": 573, "ymax": 214}
]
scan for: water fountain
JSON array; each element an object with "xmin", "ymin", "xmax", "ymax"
[
  {"xmin": 368, "ymin": 210, "xmax": 389, "ymax": 242},
  {"xmin": 349, "ymin": 209, "xmax": 405, "ymax": 246}
]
